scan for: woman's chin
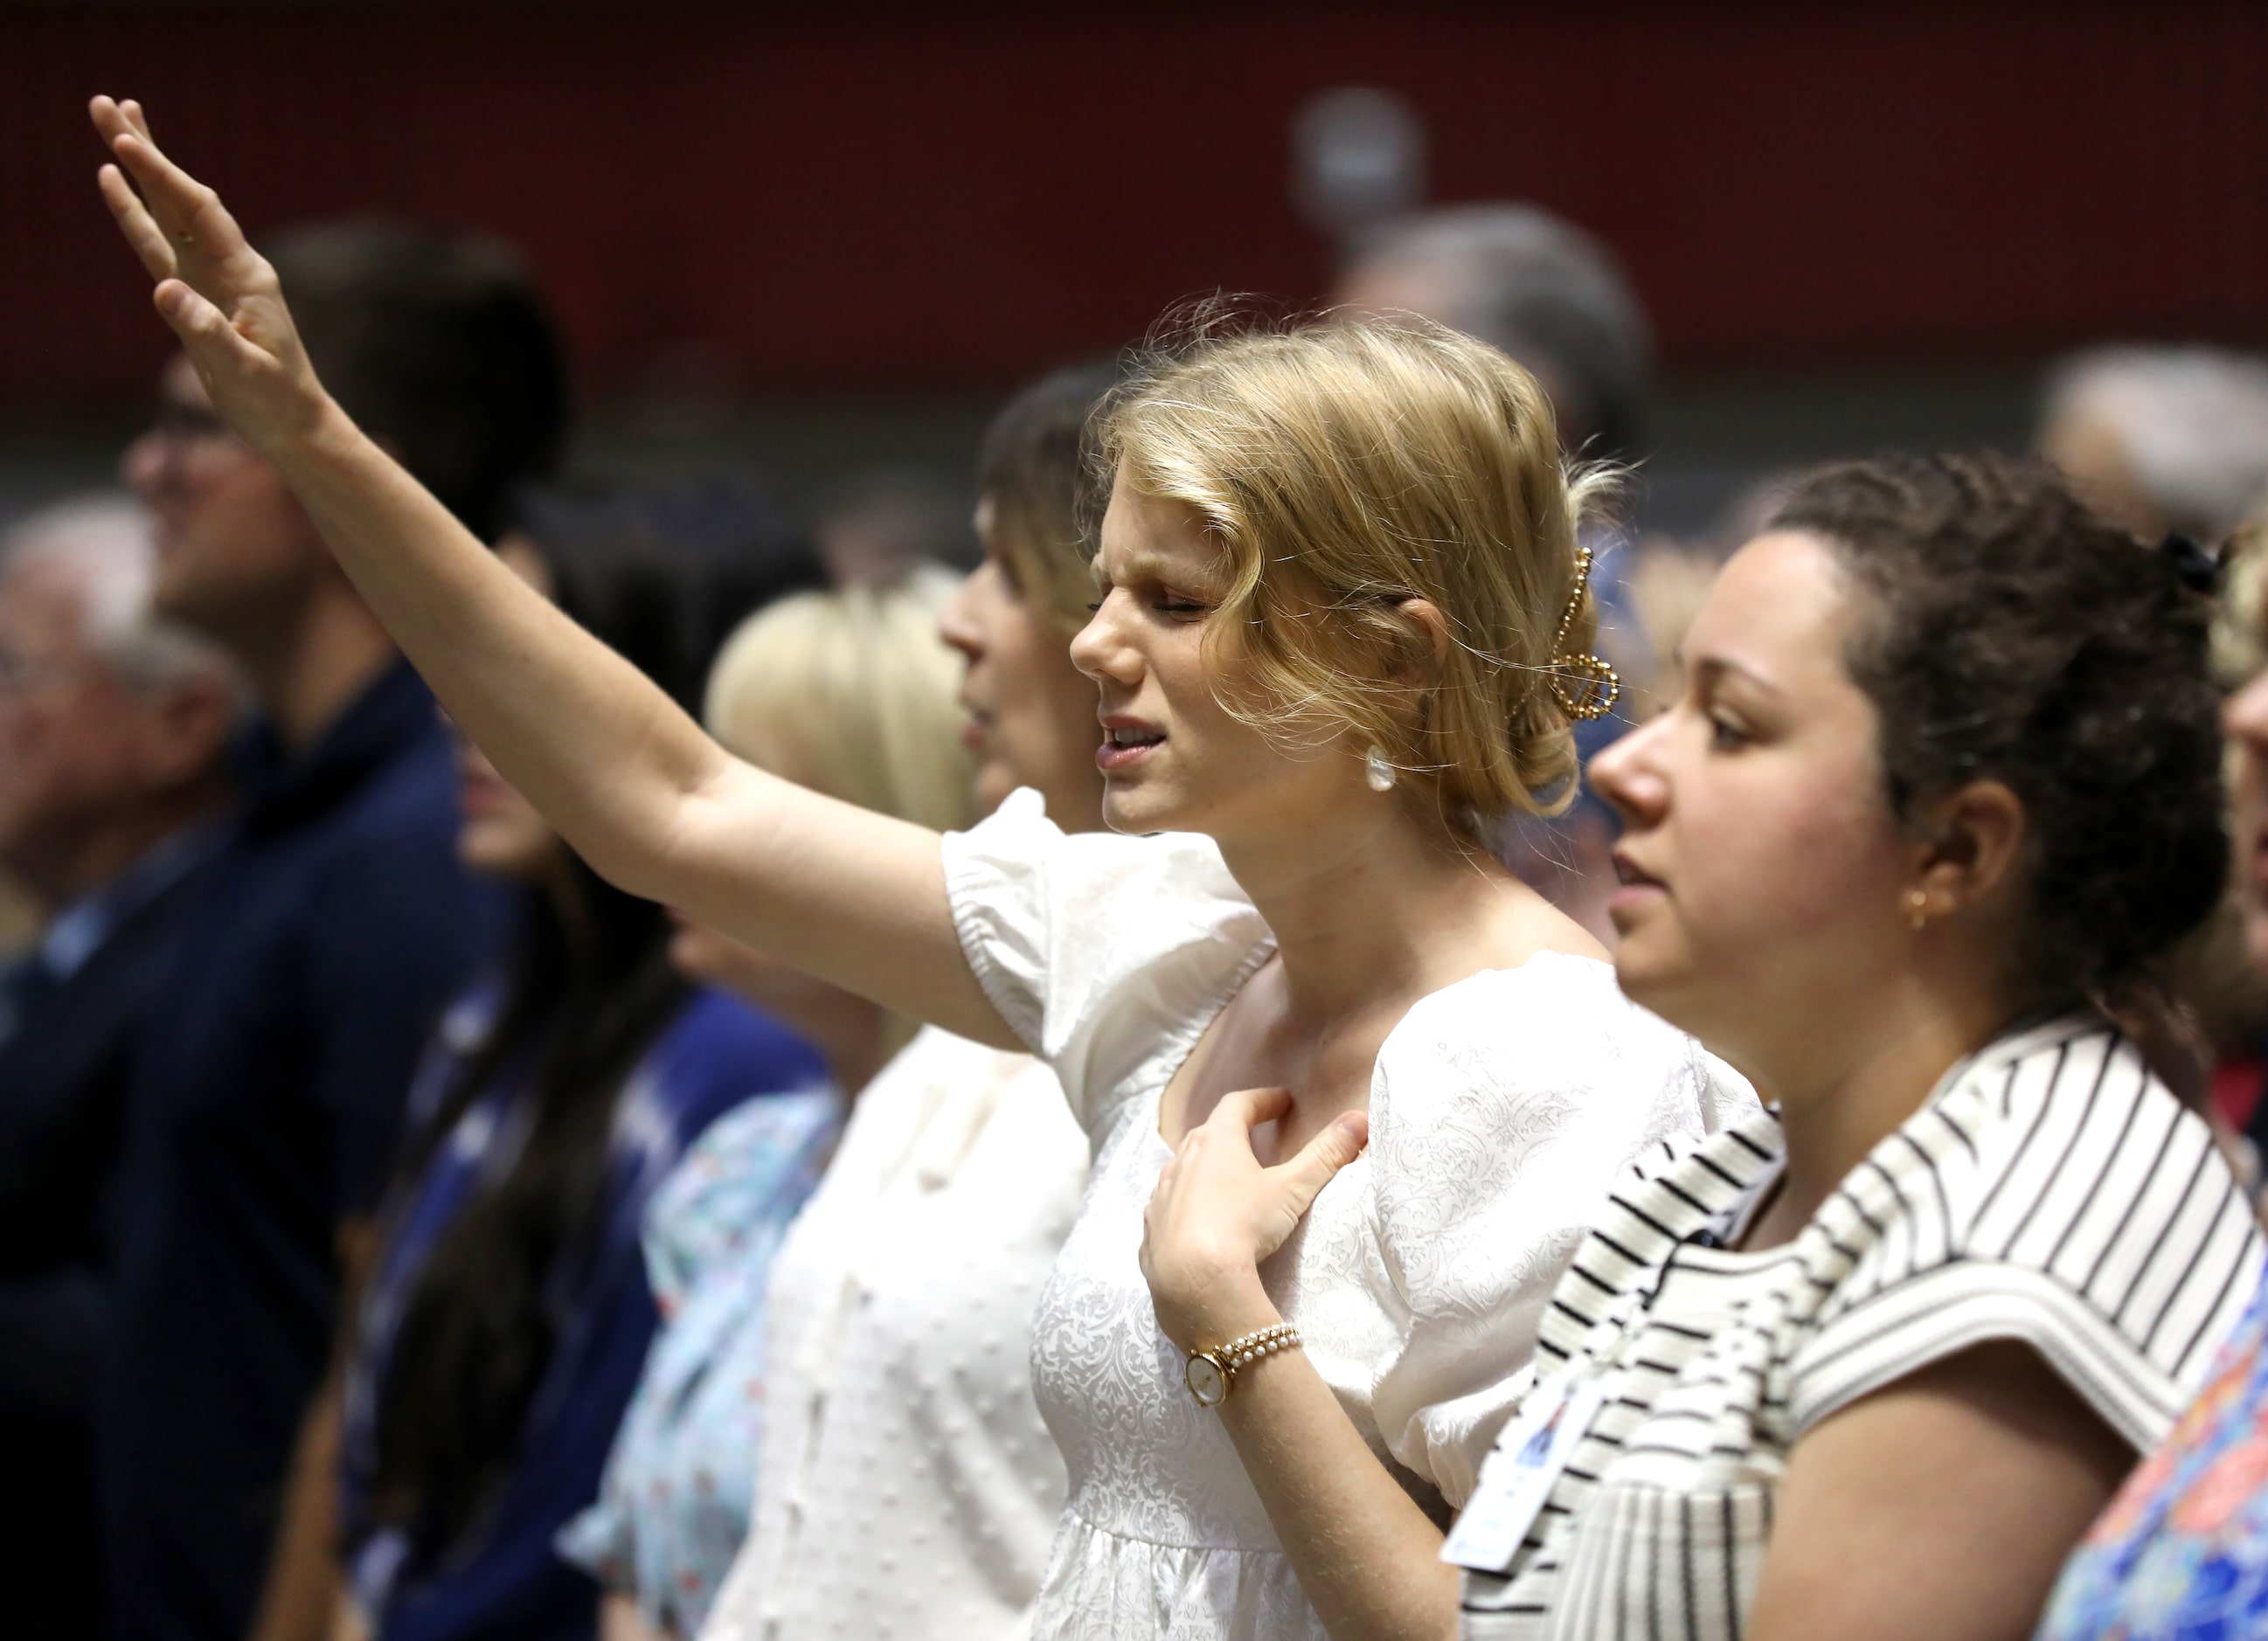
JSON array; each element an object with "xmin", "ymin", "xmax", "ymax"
[
  {"xmin": 1100, "ymin": 781, "xmax": 1188, "ymax": 837},
  {"xmin": 1607, "ymin": 936, "xmax": 1689, "ymax": 1016}
]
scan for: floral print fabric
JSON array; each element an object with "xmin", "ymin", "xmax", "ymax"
[
  {"xmin": 558, "ymin": 1086, "xmax": 839, "ymax": 1636},
  {"xmin": 2041, "ymin": 1271, "xmax": 2268, "ymax": 1640}
]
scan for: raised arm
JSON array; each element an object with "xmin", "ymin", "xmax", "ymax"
[{"xmin": 87, "ymin": 96, "xmax": 1015, "ymax": 1049}]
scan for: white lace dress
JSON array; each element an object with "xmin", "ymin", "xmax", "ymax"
[{"xmin": 943, "ymin": 793, "xmax": 1758, "ymax": 1641}]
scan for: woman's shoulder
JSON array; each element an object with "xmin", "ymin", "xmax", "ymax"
[
  {"xmin": 612, "ymin": 988, "xmax": 834, "ymax": 1183},
  {"xmin": 1921, "ymin": 1013, "xmax": 2244, "ymax": 1250},
  {"xmin": 1365, "ymin": 953, "xmax": 1758, "ymax": 1295},
  {"xmin": 1375, "ymin": 952, "xmax": 1754, "ymax": 1141},
  {"xmin": 643, "ymin": 987, "xmax": 831, "ymax": 1111},
  {"xmin": 941, "ymin": 791, "xmax": 1261, "ymax": 996},
  {"xmin": 941, "ymin": 790, "xmax": 1273, "ymax": 1128},
  {"xmin": 1780, "ymin": 1013, "xmax": 2267, "ymax": 1446}
]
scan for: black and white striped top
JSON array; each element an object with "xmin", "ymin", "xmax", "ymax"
[{"xmin": 1460, "ymin": 1014, "xmax": 2266, "ymax": 1640}]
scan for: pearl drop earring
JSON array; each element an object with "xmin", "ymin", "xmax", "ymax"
[{"xmin": 1366, "ymin": 748, "xmax": 1397, "ymax": 793}]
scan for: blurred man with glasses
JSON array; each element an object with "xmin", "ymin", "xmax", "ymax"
[{"xmin": 104, "ymin": 220, "xmax": 566, "ymax": 1641}]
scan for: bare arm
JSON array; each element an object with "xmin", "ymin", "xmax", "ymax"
[
  {"xmin": 246, "ymin": 1222, "xmax": 380, "ymax": 1641},
  {"xmin": 87, "ymin": 97, "xmax": 1013, "ymax": 1049},
  {"xmin": 599, "ymin": 1594, "xmax": 671, "ymax": 1641},
  {"xmin": 1747, "ymin": 1340, "xmax": 2133, "ymax": 1641},
  {"xmin": 1142, "ymin": 1090, "xmax": 1458, "ymax": 1641}
]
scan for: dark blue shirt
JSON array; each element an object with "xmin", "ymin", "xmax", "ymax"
[
  {"xmin": 100, "ymin": 661, "xmax": 501, "ymax": 1641},
  {"xmin": 340, "ymin": 982, "xmax": 827, "ymax": 1641},
  {"xmin": 0, "ymin": 820, "xmax": 225, "ymax": 1641}
]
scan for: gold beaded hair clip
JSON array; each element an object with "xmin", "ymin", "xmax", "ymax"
[{"xmin": 1546, "ymin": 544, "xmax": 1621, "ymax": 722}]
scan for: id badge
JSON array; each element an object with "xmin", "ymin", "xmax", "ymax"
[{"xmin": 1439, "ymin": 1374, "xmax": 1611, "ymax": 1572}]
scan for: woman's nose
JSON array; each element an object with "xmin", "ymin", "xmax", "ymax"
[
  {"xmin": 1587, "ymin": 716, "xmax": 1669, "ymax": 825},
  {"xmin": 937, "ymin": 565, "xmax": 988, "ymax": 661},
  {"xmin": 2228, "ymin": 669, "xmax": 2268, "ymax": 749},
  {"xmin": 1067, "ymin": 596, "xmax": 1127, "ymax": 683}
]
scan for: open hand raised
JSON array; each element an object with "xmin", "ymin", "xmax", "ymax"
[{"xmin": 89, "ymin": 95, "xmax": 332, "ymax": 454}]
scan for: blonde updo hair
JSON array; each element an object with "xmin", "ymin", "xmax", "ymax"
[
  {"xmin": 704, "ymin": 565, "xmax": 978, "ymax": 836},
  {"xmin": 1096, "ymin": 310, "xmax": 1609, "ymax": 834}
]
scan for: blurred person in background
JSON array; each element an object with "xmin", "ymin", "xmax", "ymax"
[
  {"xmin": 1334, "ymin": 203, "xmax": 1654, "ymax": 940},
  {"xmin": 1334, "ymin": 204, "xmax": 1650, "ymax": 467},
  {"xmin": 0, "ymin": 496, "xmax": 239, "ymax": 1641},
  {"xmin": 2038, "ymin": 506, "xmax": 2268, "ymax": 1640},
  {"xmin": 332, "ymin": 506, "xmax": 830, "ymax": 1641},
  {"xmin": 563, "ymin": 571, "xmax": 975, "ymax": 1638},
  {"xmin": 2145, "ymin": 518, "xmax": 2268, "ymax": 1169},
  {"xmin": 693, "ymin": 364, "xmax": 1113, "ymax": 1641},
  {"xmin": 2039, "ymin": 346, "xmax": 2268, "ymax": 546},
  {"xmin": 107, "ymin": 218, "xmax": 566, "ymax": 1641},
  {"xmin": 815, "ymin": 468, "xmax": 980, "ymax": 589}
]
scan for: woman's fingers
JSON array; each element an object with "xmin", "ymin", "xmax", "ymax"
[
  {"xmin": 90, "ymin": 100, "xmax": 259, "ymax": 292},
  {"xmin": 97, "ymin": 163, "xmax": 177, "ymax": 281},
  {"xmin": 1214, "ymin": 1085, "xmax": 1294, "ymax": 1133},
  {"xmin": 112, "ymin": 133, "xmax": 251, "ymax": 274},
  {"xmin": 1269, "ymin": 1111, "xmax": 1370, "ymax": 1220},
  {"xmin": 153, "ymin": 279, "xmax": 267, "ymax": 377},
  {"xmin": 87, "ymin": 94, "xmax": 137, "ymax": 146}
]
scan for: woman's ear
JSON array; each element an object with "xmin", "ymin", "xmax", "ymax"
[
  {"xmin": 1395, "ymin": 597, "xmax": 1452, "ymax": 682},
  {"xmin": 1911, "ymin": 779, "xmax": 2028, "ymax": 921}
]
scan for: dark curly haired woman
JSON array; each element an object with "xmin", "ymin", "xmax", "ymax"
[{"xmin": 1439, "ymin": 453, "xmax": 2266, "ymax": 1641}]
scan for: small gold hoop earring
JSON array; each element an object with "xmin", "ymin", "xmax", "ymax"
[{"xmin": 1906, "ymin": 889, "xmax": 1930, "ymax": 931}]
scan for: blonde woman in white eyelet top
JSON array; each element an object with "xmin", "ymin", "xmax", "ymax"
[
  {"xmin": 942, "ymin": 793, "xmax": 1752, "ymax": 1640},
  {"xmin": 93, "ymin": 169, "xmax": 1751, "ymax": 1640}
]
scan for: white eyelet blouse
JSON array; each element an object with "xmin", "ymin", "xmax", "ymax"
[{"xmin": 940, "ymin": 791, "xmax": 1758, "ymax": 1641}]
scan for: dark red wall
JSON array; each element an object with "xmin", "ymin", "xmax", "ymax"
[{"xmin": 5, "ymin": 1, "xmax": 2267, "ymax": 401}]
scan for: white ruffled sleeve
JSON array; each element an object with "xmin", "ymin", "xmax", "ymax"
[
  {"xmin": 939, "ymin": 789, "xmax": 1273, "ymax": 1138},
  {"xmin": 1365, "ymin": 954, "xmax": 1758, "ymax": 1505}
]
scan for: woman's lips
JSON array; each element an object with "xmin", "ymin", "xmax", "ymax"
[
  {"xmin": 1096, "ymin": 721, "xmax": 1165, "ymax": 773},
  {"xmin": 1607, "ymin": 849, "xmax": 1668, "ymax": 917}
]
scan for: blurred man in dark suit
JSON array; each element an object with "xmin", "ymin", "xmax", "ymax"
[{"xmin": 0, "ymin": 495, "xmax": 240, "ymax": 1641}]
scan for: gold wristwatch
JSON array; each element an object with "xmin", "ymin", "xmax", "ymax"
[{"xmin": 1183, "ymin": 1322, "xmax": 1302, "ymax": 1407}]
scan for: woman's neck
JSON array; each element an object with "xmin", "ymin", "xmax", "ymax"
[
  {"xmin": 1742, "ymin": 977, "xmax": 2022, "ymax": 1250},
  {"xmin": 1215, "ymin": 800, "xmax": 1597, "ymax": 1034}
]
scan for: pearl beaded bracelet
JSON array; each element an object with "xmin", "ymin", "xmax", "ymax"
[{"xmin": 1182, "ymin": 1322, "xmax": 1303, "ymax": 1407}]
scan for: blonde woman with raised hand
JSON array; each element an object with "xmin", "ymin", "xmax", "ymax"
[{"xmin": 90, "ymin": 99, "xmax": 1752, "ymax": 1641}]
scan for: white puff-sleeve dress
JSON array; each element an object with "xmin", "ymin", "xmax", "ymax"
[{"xmin": 940, "ymin": 793, "xmax": 1758, "ymax": 1641}]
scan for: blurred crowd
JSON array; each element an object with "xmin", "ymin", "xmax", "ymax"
[{"xmin": 13, "ymin": 149, "xmax": 2268, "ymax": 1641}]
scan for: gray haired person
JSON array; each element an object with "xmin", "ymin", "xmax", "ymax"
[
  {"xmin": 0, "ymin": 495, "xmax": 239, "ymax": 1641},
  {"xmin": 2041, "ymin": 345, "xmax": 2268, "ymax": 544},
  {"xmin": 1335, "ymin": 202, "xmax": 1653, "ymax": 463}
]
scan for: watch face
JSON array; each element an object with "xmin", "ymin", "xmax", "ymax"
[{"xmin": 1185, "ymin": 1354, "xmax": 1228, "ymax": 1406}]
